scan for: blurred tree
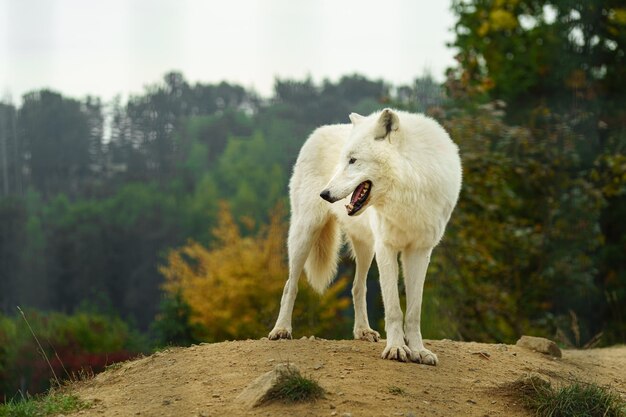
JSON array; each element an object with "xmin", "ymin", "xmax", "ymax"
[
  {"xmin": 151, "ymin": 290, "xmax": 202, "ymax": 347},
  {"xmin": 176, "ymin": 110, "xmax": 254, "ymax": 175},
  {"xmin": 450, "ymin": 0, "xmax": 626, "ymax": 121},
  {"xmin": 433, "ymin": 105, "xmax": 605, "ymax": 343},
  {"xmin": 0, "ymin": 102, "xmax": 22, "ymax": 196},
  {"xmin": 18, "ymin": 90, "xmax": 98, "ymax": 198},
  {"xmin": 117, "ymin": 72, "xmax": 259, "ymax": 183},
  {"xmin": 15, "ymin": 189, "xmax": 49, "ymax": 309},
  {"xmin": 591, "ymin": 149, "xmax": 626, "ymax": 344},
  {"xmin": 214, "ymin": 131, "xmax": 287, "ymax": 223},
  {"xmin": 449, "ymin": 0, "xmax": 626, "ymax": 345},
  {"xmin": 161, "ymin": 203, "xmax": 352, "ymax": 341},
  {"xmin": 124, "ymin": 72, "xmax": 191, "ymax": 182},
  {"xmin": 395, "ymin": 74, "xmax": 447, "ymax": 113},
  {"xmin": 0, "ymin": 198, "xmax": 26, "ymax": 311},
  {"xmin": 34, "ymin": 183, "xmax": 187, "ymax": 328}
]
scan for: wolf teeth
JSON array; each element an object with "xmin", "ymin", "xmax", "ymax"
[{"xmin": 346, "ymin": 203, "xmax": 354, "ymax": 211}]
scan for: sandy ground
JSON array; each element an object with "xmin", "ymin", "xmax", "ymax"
[{"xmin": 68, "ymin": 338, "xmax": 626, "ymax": 417}]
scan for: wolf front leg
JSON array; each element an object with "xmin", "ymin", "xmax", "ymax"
[
  {"xmin": 402, "ymin": 246, "xmax": 438, "ymax": 365},
  {"xmin": 350, "ymin": 238, "xmax": 379, "ymax": 342},
  {"xmin": 376, "ymin": 244, "xmax": 412, "ymax": 362}
]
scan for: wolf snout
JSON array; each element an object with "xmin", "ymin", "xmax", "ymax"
[{"xmin": 319, "ymin": 189, "xmax": 337, "ymax": 203}]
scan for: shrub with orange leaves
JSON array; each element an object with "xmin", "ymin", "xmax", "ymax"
[{"xmin": 160, "ymin": 203, "xmax": 351, "ymax": 342}]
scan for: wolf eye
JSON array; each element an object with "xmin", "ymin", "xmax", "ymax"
[{"xmin": 348, "ymin": 157, "xmax": 356, "ymax": 164}]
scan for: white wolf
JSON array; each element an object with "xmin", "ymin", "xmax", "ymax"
[{"xmin": 268, "ymin": 108, "xmax": 462, "ymax": 365}]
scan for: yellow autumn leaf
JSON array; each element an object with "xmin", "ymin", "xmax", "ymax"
[
  {"xmin": 490, "ymin": 9, "xmax": 518, "ymax": 31},
  {"xmin": 610, "ymin": 8, "xmax": 626, "ymax": 25}
]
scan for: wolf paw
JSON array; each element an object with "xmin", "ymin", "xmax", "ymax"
[
  {"xmin": 354, "ymin": 327, "xmax": 380, "ymax": 342},
  {"xmin": 412, "ymin": 348, "xmax": 438, "ymax": 366},
  {"xmin": 381, "ymin": 344, "xmax": 413, "ymax": 362},
  {"xmin": 268, "ymin": 327, "xmax": 292, "ymax": 340}
]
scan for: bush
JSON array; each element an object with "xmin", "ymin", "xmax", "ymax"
[
  {"xmin": 161, "ymin": 203, "xmax": 352, "ymax": 342},
  {"xmin": 0, "ymin": 310, "xmax": 146, "ymax": 400}
]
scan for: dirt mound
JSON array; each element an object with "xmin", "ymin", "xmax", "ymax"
[{"xmin": 70, "ymin": 338, "xmax": 625, "ymax": 416}]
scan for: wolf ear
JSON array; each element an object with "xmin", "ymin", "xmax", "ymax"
[
  {"xmin": 375, "ymin": 108, "xmax": 399, "ymax": 140},
  {"xmin": 349, "ymin": 112, "xmax": 364, "ymax": 125}
]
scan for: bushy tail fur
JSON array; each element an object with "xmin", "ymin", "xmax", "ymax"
[{"xmin": 304, "ymin": 217, "xmax": 341, "ymax": 294}]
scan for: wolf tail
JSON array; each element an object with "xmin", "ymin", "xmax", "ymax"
[{"xmin": 304, "ymin": 216, "xmax": 342, "ymax": 294}]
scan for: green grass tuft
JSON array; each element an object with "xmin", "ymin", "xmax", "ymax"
[
  {"xmin": 514, "ymin": 376, "xmax": 626, "ymax": 417},
  {"xmin": 0, "ymin": 392, "xmax": 89, "ymax": 417},
  {"xmin": 265, "ymin": 367, "xmax": 325, "ymax": 404},
  {"xmin": 388, "ymin": 385, "xmax": 407, "ymax": 396}
]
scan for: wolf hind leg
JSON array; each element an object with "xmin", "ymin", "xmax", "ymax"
[{"xmin": 269, "ymin": 214, "xmax": 334, "ymax": 340}]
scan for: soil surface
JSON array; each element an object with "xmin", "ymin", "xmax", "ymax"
[{"xmin": 69, "ymin": 338, "xmax": 625, "ymax": 417}]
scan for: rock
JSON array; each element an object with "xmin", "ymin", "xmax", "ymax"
[
  {"xmin": 516, "ymin": 335, "xmax": 562, "ymax": 358},
  {"xmin": 236, "ymin": 363, "xmax": 300, "ymax": 408}
]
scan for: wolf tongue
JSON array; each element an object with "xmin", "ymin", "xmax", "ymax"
[{"xmin": 351, "ymin": 183, "xmax": 365, "ymax": 204}]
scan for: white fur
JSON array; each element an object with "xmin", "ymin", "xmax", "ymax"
[{"xmin": 268, "ymin": 109, "xmax": 462, "ymax": 365}]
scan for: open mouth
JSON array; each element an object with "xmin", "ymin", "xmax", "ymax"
[{"xmin": 345, "ymin": 180, "xmax": 372, "ymax": 216}]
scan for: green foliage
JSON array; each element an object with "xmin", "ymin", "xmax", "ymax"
[
  {"xmin": 432, "ymin": 105, "xmax": 605, "ymax": 342},
  {"xmin": 151, "ymin": 291, "xmax": 202, "ymax": 347},
  {"xmin": 214, "ymin": 132, "xmax": 287, "ymax": 223},
  {"xmin": 515, "ymin": 377, "xmax": 626, "ymax": 417},
  {"xmin": 265, "ymin": 367, "xmax": 325, "ymax": 404},
  {"xmin": 0, "ymin": 393, "xmax": 89, "ymax": 417},
  {"xmin": 449, "ymin": 0, "xmax": 626, "ymax": 345},
  {"xmin": 18, "ymin": 90, "xmax": 98, "ymax": 198},
  {"xmin": 450, "ymin": 0, "xmax": 626, "ymax": 116},
  {"xmin": 0, "ymin": 310, "xmax": 145, "ymax": 399}
]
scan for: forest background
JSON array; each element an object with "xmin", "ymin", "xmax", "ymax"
[{"xmin": 1, "ymin": 0, "xmax": 625, "ymax": 401}]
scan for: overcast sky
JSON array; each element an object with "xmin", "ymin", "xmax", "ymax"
[{"xmin": 0, "ymin": 0, "xmax": 457, "ymax": 103}]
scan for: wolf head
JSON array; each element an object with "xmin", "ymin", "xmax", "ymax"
[{"xmin": 319, "ymin": 108, "xmax": 401, "ymax": 216}]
